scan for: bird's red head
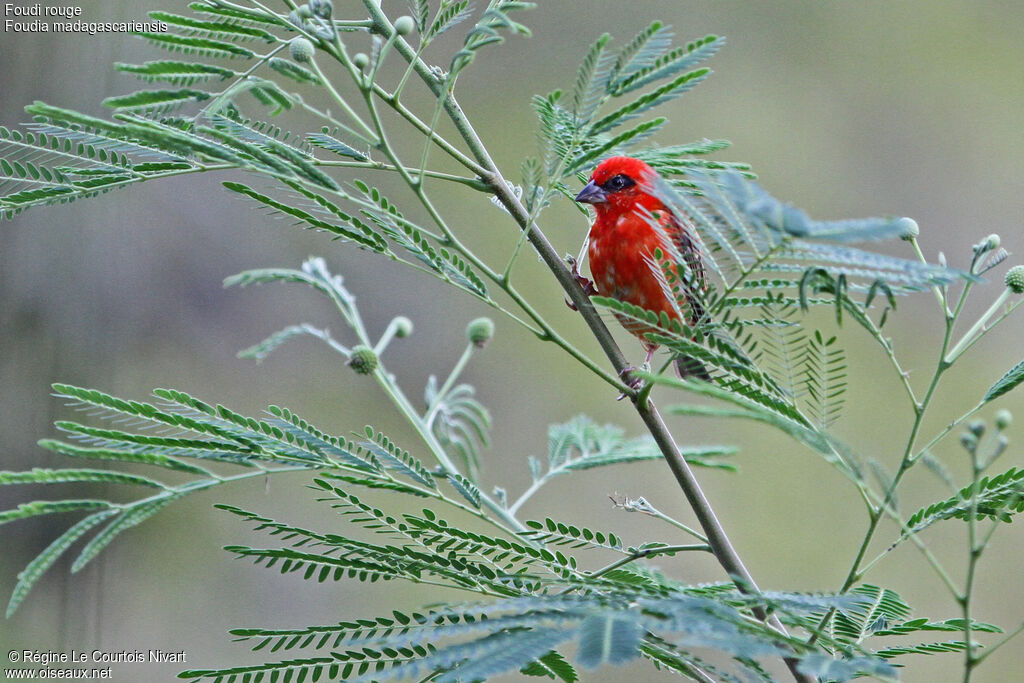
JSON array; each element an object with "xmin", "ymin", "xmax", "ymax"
[{"xmin": 574, "ymin": 156, "xmax": 661, "ymax": 216}]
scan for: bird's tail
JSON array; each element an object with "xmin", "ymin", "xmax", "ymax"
[{"xmin": 674, "ymin": 354, "xmax": 711, "ymax": 381}]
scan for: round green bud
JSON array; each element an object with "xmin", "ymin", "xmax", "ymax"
[
  {"xmin": 1006, "ymin": 265, "xmax": 1024, "ymax": 294},
  {"xmin": 352, "ymin": 52, "xmax": 370, "ymax": 70},
  {"xmin": 897, "ymin": 217, "xmax": 919, "ymax": 241},
  {"xmin": 310, "ymin": 0, "xmax": 333, "ymax": 19},
  {"xmin": 289, "ymin": 37, "xmax": 316, "ymax": 63},
  {"xmin": 393, "ymin": 316, "xmax": 413, "ymax": 338},
  {"xmin": 466, "ymin": 317, "xmax": 495, "ymax": 347},
  {"xmin": 348, "ymin": 345, "xmax": 379, "ymax": 374},
  {"xmin": 967, "ymin": 419, "xmax": 985, "ymax": 438},
  {"xmin": 995, "ymin": 410, "xmax": 1012, "ymax": 431},
  {"xmin": 393, "ymin": 15, "xmax": 416, "ymax": 36},
  {"xmin": 297, "ymin": 5, "xmax": 314, "ymax": 19},
  {"xmin": 960, "ymin": 432, "xmax": 977, "ymax": 450},
  {"xmin": 985, "ymin": 233, "xmax": 1001, "ymax": 250}
]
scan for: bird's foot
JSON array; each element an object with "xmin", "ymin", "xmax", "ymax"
[
  {"xmin": 616, "ymin": 363, "xmax": 650, "ymax": 401},
  {"xmin": 565, "ymin": 255, "xmax": 597, "ymax": 311}
]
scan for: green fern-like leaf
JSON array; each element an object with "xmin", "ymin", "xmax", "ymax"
[
  {"xmin": 265, "ymin": 405, "xmax": 378, "ymax": 471},
  {"xmin": 520, "ymin": 650, "xmax": 579, "ymax": 682},
  {"xmin": 38, "ymin": 440, "xmax": 215, "ymax": 476},
  {"xmin": 566, "ymin": 117, "xmax": 666, "ymax": 175},
  {"xmin": 653, "ymin": 170, "xmax": 960, "ymax": 297},
  {"xmin": 405, "ymin": 0, "xmax": 430, "ymax": 32},
  {"xmin": 609, "ymin": 22, "xmax": 675, "ymax": 91},
  {"xmin": 70, "ymin": 494, "xmax": 184, "ymax": 573},
  {"xmin": 521, "ymin": 518, "xmax": 623, "ymax": 553},
  {"xmin": 237, "ymin": 323, "xmax": 337, "ymax": 362},
  {"xmin": 223, "ymin": 182, "xmax": 385, "ymax": 250},
  {"xmin": 306, "ymin": 130, "xmax": 369, "ymax": 160},
  {"xmin": 983, "ymin": 358, "xmax": 1024, "ymax": 403},
  {"xmin": 449, "ymin": 1, "xmax": 534, "ymax": 78},
  {"xmin": 445, "ymin": 472, "xmax": 482, "ymax": 508},
  {"xmin": 147, "ymin": 11, "xmax": 275, "ymax": 42},
  {"xmin": 589, "ymin": 69, "xmax": 708, "ymax": 136},
  {"xmin": 871, "ymin": 617, "xmax": 1002, "ymax": 637},
  {"xmin": 0, "ymin": 468, "xmax": 164, "ymax": 489},
  {"xmin": 576, "ymin": 613, "xmax": 643, "ymax": 668},
  {"xmin": 650, "ymin": 371, "xmax": 841, "ymax": 460},
  {"xmin": 267, "ymin": 57, "xmax": 321, "ymax": 85},
  {"xmin": 903, "ymin": 467, "xmax": 1024, "ymax": 537},
  {"xmin": 571, "ymin": 33, "xmax": 614, "ymax": 123},
  {"xmin": 755, "ymin": 298, "xmax": 807, "ymax": 398},
  {"xmin": 1, "ymin": 106, "xmax": 204, "ymax": 218},
  {"xmin": 186, "ymin": 1, "xmax": 293, "ymax": 30},
  {"xmin": 401, "ymin": 511, "xmax": 560, "ymax": 578},
  {"xmin": 350, "ymin": 179, "xmax": 489, "ymax": 298},
  {"xmin": 829, "ymin": 584, "xmax": 911, "ymax": 643},
  {"xmin": 427, "ymin": 1, "xmax": 473, "ymax": 41},
  {"xmin": 6, "ymin": 509, "xmax": 119, "ymax": 618},
  {"xmin": 361, "ymin": 427, "xmax": 438, "ymax": 490},
  {"xmin": 612, "ymin": 35, "xmax": 725, "ymax": 95},
  {"xmin": 800, "ymin": 330, "xmax": 847, "ymax": 429},
  {"xmin": 180, "ymin": 656, "xmax": 356, "ymax": 683},
  {"xmin": 114, "ymin": 60, "xmax": 235, "ymax": 86},
  {"xmin": 134, "ymin": 31, "xmax": 256, "ymax": 59},
  {"xmin": 426, "ymin": 378, "xmax": 491, "ymax": 482},
  {"xmin": 0, "ymin": 500, "xmax": 115, "ymax": 527}
]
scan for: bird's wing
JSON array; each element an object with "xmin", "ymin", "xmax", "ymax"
[{"xmin": 652, "ymin": 208, "xmax": 708, "ymax": 325}]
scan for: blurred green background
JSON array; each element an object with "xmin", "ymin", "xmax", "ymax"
[{"xmin": 2, "ymin": 1, "xmax": 1023, "ymax": 681}]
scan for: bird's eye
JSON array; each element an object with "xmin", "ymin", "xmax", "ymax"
[{"xmin": 601, "ymin": 174, "xmax": 636, "ymax": 192}]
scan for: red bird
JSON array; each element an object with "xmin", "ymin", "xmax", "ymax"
[{"xmin": 575, "ymin": 156, "xmax": 709, "ymax": 380}]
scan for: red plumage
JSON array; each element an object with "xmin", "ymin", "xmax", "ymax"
[{"xmin": 575, "ymin": 156, "xmax": 708, "ymax": 377}]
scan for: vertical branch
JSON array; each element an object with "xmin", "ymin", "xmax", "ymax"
[{"xmin": 355, "ymin": 5, "xmax": 813, "ymax": 680}]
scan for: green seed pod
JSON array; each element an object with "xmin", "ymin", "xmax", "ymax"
[
  {"xmin": 466, "ymin": 317, "xmax": 495, "ymax": 347},
  {"xmin": 289, "ymin": 37, "xmax": 315, "ymax": 63},
  {"xmin": 967, "ymin": 419, "xmax": 985, "ymax": 438},
  {"xmin": 995, "ymin": 410, "xmax": 1012, "ymax": 431},
  {"xmin": 393, "ymin": 15, "xmax": 416, "ymax": 36},
  {"xmin": 348, "ymin": 345, "xmax": 378, "ymax": 374},
  {"xmin": 897, "ymin": 217, "xmax": 919, "ymax": 241},
  {"xmin": 393, "ymin": 316, "xmax": 413, "ymax": 338},
  {"xmin": 310, "ymin": 0, "xmax": 333, "ymax": 19},
  {"xmin": 353, "ymin": 52, "xmax": 370, "ymax": 70},
  {"xmin": 1006, "ymin": 265, "xmax": 1024, "ymax": 294}
]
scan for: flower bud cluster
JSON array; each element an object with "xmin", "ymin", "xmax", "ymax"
[
  {"xmin": 466, "ymin": 317, "xmax": 495, "ymax": 348},
  {"xmin": 289, "ymin": 0, "xmax": 335, "ymax": 41},
  {"xmin": 348, "ymin": 345, "xmax": 378, "ymax": 374},
  {"xmin": 1006, "ymin": 265, "xmax": 1024, "ymax": 294}
]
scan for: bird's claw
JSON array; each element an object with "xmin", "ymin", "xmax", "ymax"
[
  {"xmin": 565, "ymin": 256, "xmax": 597, "ymax": 311},
  {"xmin": 616, "ymin": 365, "xmax": 648, "ymax": 401}
]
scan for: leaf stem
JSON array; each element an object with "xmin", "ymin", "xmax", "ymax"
[
  {"xmin": 808, "ymin": 280, "xmax": 963, "ymax": 646},
  {"xmin": 946, "ymin": 291, "xmax": 1022, "ymax": 363},
  {"xmin": 587, "ymin": 544, "xmax": 712, "ymax": 580},
  {"xmin": 911, "ymin": 402, "xmax": 985, "ymax": 465},
  {"xmin": 645, "ymin": 507, "xmax": 710, "ymax": 544},
  {"xmin": 316, "ymin": 159, "xmax": 487, "ymax": 190},
  {"xmin": 908, "ymin": 236, "xmax": 950, "ymax": 314},
  {"xmin": 307, "ymin": 55, "xmax": 378, "ymax": 143},
  {"xmin": 424, "ymin": 342, "xmax": 476, "ymax": 429},
  {"xmin": 974, "ymin": 620, "xmax": 1024, "ymax": 665}
]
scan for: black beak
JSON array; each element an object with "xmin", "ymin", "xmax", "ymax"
[{"xmin": 574, "ymin": 180, "xmax": 607, "ymax": 205}]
